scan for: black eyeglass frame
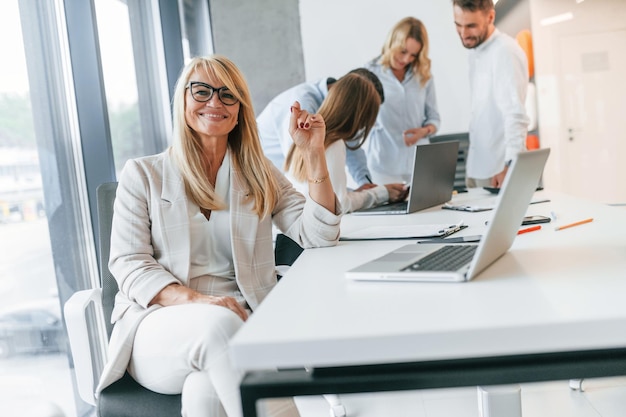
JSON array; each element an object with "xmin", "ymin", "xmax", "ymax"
[{"xmin": 186, "ymin": 81, "xmax": 239, "ymax": 106}]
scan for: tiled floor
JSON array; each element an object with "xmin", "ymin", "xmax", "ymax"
[{"xmin": 293, "ymin": 377, "xmax": 626, "ymax": 416}]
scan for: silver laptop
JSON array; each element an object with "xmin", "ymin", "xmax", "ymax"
[
  {"xmin": 352, "ymin": 141, "xmax": 460, "ymax": 215},
  {"xmin": 345, "ymin": 148, "xmax": 550, "ymax": 282}
]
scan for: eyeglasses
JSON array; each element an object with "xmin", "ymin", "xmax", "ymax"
[{"xmin": 186, "ymin": 81, "xmax": 239, "ymax": 106}]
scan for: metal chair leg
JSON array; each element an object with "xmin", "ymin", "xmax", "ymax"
[
  {"xmin": 324, "ymin": 394, "xmax": 346, "ymax": 417},
  {"xmin": 569, "ymin": 379, "xmax": 585, "ymax": 392}
]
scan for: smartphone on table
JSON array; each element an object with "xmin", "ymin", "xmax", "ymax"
[{"xmin": 522, "ymin": 215, "xmax": 551, "ymax": 225}]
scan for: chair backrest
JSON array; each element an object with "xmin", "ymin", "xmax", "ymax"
[
  {"xmin": 96, "ymin": 182, "xmax": 118, "ymax": 339},
  {"xmin": 95, "ymin": 182, "xmax": 184, "ymax": 416},
  {"xmin": 430, "ymin": 132, "xmax": 469, "ymax": 189}
]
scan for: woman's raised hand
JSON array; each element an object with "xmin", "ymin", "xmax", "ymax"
[
  {"xmin": 288, "ymin": 101, "xmax": 326, "ymax": 153},
  {"xmin": 288, "ymin": 101, "xmax": 335, "ymax": 213}
]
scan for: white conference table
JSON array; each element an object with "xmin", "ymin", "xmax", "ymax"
[{"xmin": 230, "ymin": 189, "xmax": 626, "ymax": 416}]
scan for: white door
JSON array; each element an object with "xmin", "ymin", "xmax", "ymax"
[{"xmin": 558, "ymin": 30, "xmax": 626, "ymax": 204}]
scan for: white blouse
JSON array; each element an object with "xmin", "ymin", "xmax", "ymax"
[{"xmin": 188, "ymin": 150, "xmax": 246, "ymax": 308}]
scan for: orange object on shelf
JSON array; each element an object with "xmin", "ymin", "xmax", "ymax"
[
  {"xmin": 516, "ymin": 29, "xmax": 534, "ymax": 79},
  {"xmin": 526, "ymin": 134, "xmax": 539, "ymax": 150}
]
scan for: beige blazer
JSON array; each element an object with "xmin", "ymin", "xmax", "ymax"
[{"xmin": 96, "ymin": 150, "xmax": 341, "ymax": 392}]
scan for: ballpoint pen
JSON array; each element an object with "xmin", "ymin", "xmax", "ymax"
[{"xmin": 438, "ymin": 221, "xmax": 465, "ymax": 236}]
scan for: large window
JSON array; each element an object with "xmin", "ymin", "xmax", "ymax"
[
  {"xmin": 94, "ymin": 0, "xmax": 143, "ymax": 174},
  {"xmin": 0, "ymin": 1, "xmax": 190, "ymax": 416},
  {"xmin": 0, "ymin": 2, "xmax": 79, "ymax": 416},
  {"xmin": 94, "ymin": 0, "xmax": 176, "ymax": 175}
]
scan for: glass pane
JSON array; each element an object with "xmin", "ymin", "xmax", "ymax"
[
  {"xmin": 94, "ymin": 0, "xmax": 143, "ymax": 175},
  {"xmin": 0, "ymin": 2, "xmax": 76, "ymax": 416},
  {"xmin": 181, "ymin": 0, "xmax": 214, "ymax": 60}
]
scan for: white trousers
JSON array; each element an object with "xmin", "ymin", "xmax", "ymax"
[{"xmin": 128, "ymin": 303, "xmax": 300, "ymax": 417}]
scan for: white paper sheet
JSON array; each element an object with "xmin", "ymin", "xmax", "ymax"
[{"xmin": 340, "ymin": 223, "xmax": 462, "ymax": 240}]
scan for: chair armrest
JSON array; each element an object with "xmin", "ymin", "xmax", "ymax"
[{"xmin": 64, "ymin": 288, "xmax": 106, "ymax": 406}]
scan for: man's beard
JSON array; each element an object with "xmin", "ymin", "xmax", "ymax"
[{"xmin": 461, "ymin": 30, "xmax": 488, "ymax": 49}]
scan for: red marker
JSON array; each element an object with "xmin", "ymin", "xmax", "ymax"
[{"xmin": 518, "ymin": 225, "xmax": 541, "ymax": 235}]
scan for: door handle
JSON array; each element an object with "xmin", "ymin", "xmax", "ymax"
[{"xmin": 568, "ymin": 127, "xmax": 583, "ymax": 142}]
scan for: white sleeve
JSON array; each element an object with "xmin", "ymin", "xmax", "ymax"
[
  {"xmin": 494, "ymin": 43, "xmax": 530, "ymax": 161},
  {"xmin": 325, "ymin": 141, "xmax": 388, "ymax": 214}
]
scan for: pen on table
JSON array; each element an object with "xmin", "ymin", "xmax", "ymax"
[
  {"xmin": 554, "ymin": 218, "xmax": 593, "ymax": 231},
  {"xmin": 530, "ymin": 198, "xmax": 550, "ymax": 205},
  {"xmin": 438, "ymin": 220, "xmax": 465, "ymax": 235},
  {"xmin": 517, "ymin": 225, "xmax": 541, "ymax": 235}
]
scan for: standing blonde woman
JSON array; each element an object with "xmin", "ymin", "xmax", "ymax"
[
  {"xmin": 95, "ymin": 55, "xmax": 341, "ymax": 417},
  {"xmin": 365, "ymin": 17, "xmax": 441, "ymax": 184},
  {"xmin": 284, "ymin": 70, "xmax": 408, "ymax": 214}
]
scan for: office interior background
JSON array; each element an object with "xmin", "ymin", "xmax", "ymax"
[{"xmin": 1, "ymin": 0, "xmax": 624, "ymax": 416}]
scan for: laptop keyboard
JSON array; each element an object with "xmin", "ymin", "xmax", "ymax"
[
  {"xmin": 360, "ymin": 201, "xmax": 407, "ymax": 213},
  {"xmin": 402, "ymin": 245, "xmax": 477, "ymax": 271}
]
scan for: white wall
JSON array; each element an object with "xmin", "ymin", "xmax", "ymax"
[
  {"xmin": 496, "ymin": 0, "xmax": 531, "ymax": 38},
  {"xmin": 529, "ymin": 0, "xmax": 626, "ymax": 203},
  {"xmin": 298, "ymin": 0, "xmax": 471, "ymax": 135}
]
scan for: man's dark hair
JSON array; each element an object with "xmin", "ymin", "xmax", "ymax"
[
  {"xmin": 452, "ymin": 0, "xmax": 494, "ymax": 12},
  {"xmin": 347, "ymin": 68, "xmax": 385, "ymax": 104}
]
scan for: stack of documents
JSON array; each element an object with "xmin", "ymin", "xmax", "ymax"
[{"xmin": 340, "ymin": 223, "xmax": 466, "ymax": 241}]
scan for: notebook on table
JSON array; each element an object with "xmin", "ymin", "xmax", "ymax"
[
  {"xmin": 345, "ymin": 148, "xmax": 550, "ymax": 283},
  {"xmin": 352, "ymin": 141, "xmax": 460, "ymax": 215}
]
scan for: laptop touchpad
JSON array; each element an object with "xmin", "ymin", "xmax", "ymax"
[{"xmin": 376, "ymin": 251, "xmax": 424, "ymax": 263}]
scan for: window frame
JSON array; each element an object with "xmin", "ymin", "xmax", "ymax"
[{"xmin": 16, "ymin": 0, "xmax": 187, "ymax": 414}]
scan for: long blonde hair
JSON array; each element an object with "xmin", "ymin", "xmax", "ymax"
[
  {"xmin": 284, "ymin": 72, "xmax": 381, "ymax": 182},
  {"xmin": 170, "ymin": 55, "xmax": 279, "ymax": 218},
  {"xmin": 380, "ymin": 17, "xmax": 432, "ymax": 86}
]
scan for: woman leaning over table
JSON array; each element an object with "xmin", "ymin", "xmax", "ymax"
[
  {"xmin": 365, "ymin": 16, "xmax": 441, "ymax": 184},
  {"xmin": 95, "ymin": 55, "xmax": 341, "ymax": 417},
  {"xmin": 284, "ymin": 71, "xmax": 408, "ymax": 214}
]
